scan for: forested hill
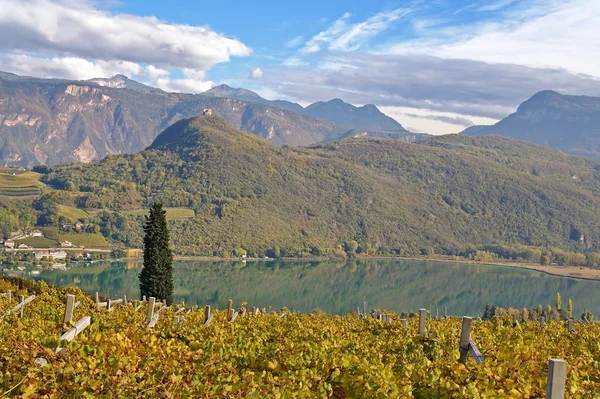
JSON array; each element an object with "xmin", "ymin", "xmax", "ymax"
[{"xmin": 38, "ymin": 115, "xmax": 600, "ymax": 256}]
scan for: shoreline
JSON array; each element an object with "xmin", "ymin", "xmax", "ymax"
[
  {"xmin": 170, "ymin": 254, "xmax": 600, "ymax": 281},
  {"xmin": 396, "ymin": 256, "xmax": 600, "ymax": 281}
]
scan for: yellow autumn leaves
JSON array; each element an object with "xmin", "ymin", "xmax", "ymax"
[{"xmin": 1, "ymin": 278, "xmax": 600, "ymax": 398}]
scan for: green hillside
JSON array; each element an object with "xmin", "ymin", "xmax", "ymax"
[{"xmin": 34, "ymin": 115, "xmax": 600, "ymax": 258}]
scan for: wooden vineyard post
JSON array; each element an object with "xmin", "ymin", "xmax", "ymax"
[
  {"xmin": 444, "ymin": 306, "xmax": 448, "ymax": 318},
  {"xmin": 123, "ymin": 295, "xmax": 128, "ymax": 306},
  {"xmin": 568, "ymin": 319, "xmax": 574, "ymax": 333},
  {"xmin": 18, "ymin": 295, "xmax": 24, "ymax": 318},
  {"xmin": 95, "ymin": 292, "xmax": 99, "ymax": 304},
  {"xmin": 458, "ymin": 316, "xmax": 484, "ymax": 365},
  {"xmin": 146, "ymin": 297, "xmax": 155, "ymax": 323},
  {"xmin": 64, "ymin": 294, "xmax": 75, "ymax": 325},
  {"xmin": 204, "ymin": 305, "xmax": 212, "ymax": 325},
  {"xmin": 540, "ymin": 316, "xmax": 546, "ymax": 328},
  {"xmin": 5, "ymin": 290, "xmax": 11, "ymax": 304},
  {"xmin": 56, "ymin": 316, "xmax": 91, "ymax": 353},
  {"xmin": 419, "ymin": 309, "xmax": 427, "ymax": 335},
  {"xmin": 227, "ymin": 299, "xmax": 233, "ymax": 321},
  {"xmin": 546, "ymin": 359, "xmax": 567, "ymax": 399},
  {"xmin": 458, "ymin": 317, "xmax": 472, "ymax": 364},
  {"xmin": 363, "ymin": 302, "xmax": 367, "ymax": 316},
  {"xmin": 1, "ymin": 295, "xmax": 35, "ymax": 320},
  {"xmin": 401, "ymin": 319, "xmax": 408, "ymax": 326}
]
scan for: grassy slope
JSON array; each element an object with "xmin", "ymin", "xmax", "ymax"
[
  {"xmin": 40, "ymin": 116, "xmax": 600, "ymax": 254},
  {"xmin": 57, "ymin": 205, "xmax": 89, "ymax": 222},
  {"xmin": 58, "ymin": 233, "xmax": 110, "ymax": 248},
  {"xmin": 14, "ymin": 236, "xmax": 57, "ymax": 248}
]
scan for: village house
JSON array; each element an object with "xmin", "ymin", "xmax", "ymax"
[
  {"xmin": 34, "ymin": 250, "xmax": 67, "ymax": 260},
  {"xmin": 60, "ymin": 241, "xmax": 74, "ymax": 248},
  {"xmin": 3, "ymin": 240, "xmax": 15, "ymax": 249},
  {"xmin": 28, "ymin": 230, "xmax": 43, "ymax": 237},
  {"xmin": 17, "ymin": 243, "xmax": 31, "ymax": 249}
]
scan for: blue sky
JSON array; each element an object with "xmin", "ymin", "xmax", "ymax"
[{"xmin": 1, "ymin": 0, "xmax": 599, "ymax": 133}]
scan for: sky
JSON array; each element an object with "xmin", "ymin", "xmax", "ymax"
[{"xmin": 1, "ymin": 0, "xmax": 600, "ymax": 134}]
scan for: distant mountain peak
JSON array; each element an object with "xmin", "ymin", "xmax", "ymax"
[
  {"xmin": 204, "ymin": 84, "xmax": 262, "ymax": 99},
  {"xmin": 304, "ymin": 98, "xmax": 406, "ymax": 132},
  {"xmin": 463, "ymin": 90, "xmax": 600, "ymax": 158}
]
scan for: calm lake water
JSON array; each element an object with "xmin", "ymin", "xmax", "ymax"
[{"xmin": 29, "ymin": 259, "xmax": 600, "ymax": 316}]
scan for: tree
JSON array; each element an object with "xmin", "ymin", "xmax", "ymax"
[
  {"xmin": 555, "ymin": 292, "xmax": 562, "ymax": 311},
  {"xmin": 139, "ymin": 203, "xmax": 174, "ymax": 305},
  {"xmin": 567, "ymin": 299, "xmax": 573, "ymax": 319}
]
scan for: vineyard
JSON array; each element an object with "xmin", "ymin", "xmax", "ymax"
[{"xmin": 1, "ymin": 277, "xmax": 599, "ymax": 398}]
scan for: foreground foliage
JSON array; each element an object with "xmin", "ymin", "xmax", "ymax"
[{"xmin": 1, "ymin": 278, "xmax": 599, "ymax": 398}]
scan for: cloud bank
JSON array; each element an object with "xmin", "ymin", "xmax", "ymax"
[{"xmin": 0, "ymin": 0, "xmax": 251, "ymax": 91}]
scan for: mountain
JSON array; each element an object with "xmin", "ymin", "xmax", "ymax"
[
  {"xmin": 203, "ymin": 85, "xmax": 305, "ymax": 113},
  {"xmin": 0, "ymin": 72, "xmax": 346, "ymax": 166},
  {"xmin": 202, "ymin": 85, "xmax": 405, "ymax": 131},
  {"xmin": 37, "ymin": 115, "xmax": 600, "ymax": 256},
  {"xmin": 463, "ymin": 90, "xmax": 600, "ymax": 158},
  {"xmin": 304, "ymin": 99, "xmax": 406, "ymax": 131},
  {"xmin": 87, "ymin": 74, "xmax": 161, "ymax": 92}
]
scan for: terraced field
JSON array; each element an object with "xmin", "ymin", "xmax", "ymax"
[{"xmin": 0, "ymin": 172, "xmax": 43, "ymax": 198}]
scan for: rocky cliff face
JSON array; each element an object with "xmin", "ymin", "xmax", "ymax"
[
  {"xmin": 463, "ymin": 90, "xmax": 600, "ymax": 158},
  {"xmin": 0, "ymin": 74, "xmax": 347, "ymax": 166}
]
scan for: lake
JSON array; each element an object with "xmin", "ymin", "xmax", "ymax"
[{"xmin": 26, "ymin": 259, "xmax": 600, "ymax": 316}]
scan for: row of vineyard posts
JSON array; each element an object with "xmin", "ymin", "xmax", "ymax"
[{"xmin": 0, "ymin": 288, "xmax": 576, "ymax": 399}]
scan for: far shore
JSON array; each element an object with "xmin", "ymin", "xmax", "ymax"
[{"xmin": 167, "ymin": 254, "xmax": 600, "ymax": 281}]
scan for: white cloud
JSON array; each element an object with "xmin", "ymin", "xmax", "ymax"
[
  {"xmin": 301, "ymin": 9, "xmax": 409, "ymax": 53},
  {"xmin": 0, "ymin": 0, "xmax": 251, "ymax": 71},
  {"xmin": 249, "ymin": 67, "xmax": 263, "ymax": 80},
  {"xmin": 282, "ymin": 57, "xmax": 308, "ymax": 67},
  {"xmin": 0, "ymin": 0, "xmax": 250, "ymax": 94},
  {"xmin": 154, "ymin": 77, "xmax": 214, "ymax": 94},
  {"xmin": 263, "ymin": 52, "xmax": 600, "ymax": 136},
  {"xmin": 329, "ymin": 9, "xmax": 410, "ymax": 51},
  {"xmin": 379, "ymin": 106, "xmax": 499, "ymax": 134},
  {"xmin": 476, "ymin": 0, "xmax": 521, "ymax": 12},
  {"xmin": 153, "ymin": 69, "xmax": 214, "ymax": 93},
  {"xmin": 302, "ymin": 12, "xmax": 351, "ymax": 53},
  {"xmin": 386, "ymin": 0, "xmax": 600, "ymax": 78},
  {"xmin": 146, "ymin": 65, "xmax": 169, "ymax": 81},
  {"xmin": 0, "ymin": 54, "xmax": 142, "ymax": 80},
  {"xmin": 285, "ymin": 35, "xmax": 305, "ymax": 48}
]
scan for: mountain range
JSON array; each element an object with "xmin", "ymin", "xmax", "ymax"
[
  {"xmin": 0, "ymin": 72, "xmax": 414, "ymax": 167},
  {"xmin": 463, "ymin": 90, "xmax": 600, "ymax": 158},
  {"xmin": 3, "ymin": 70, "xmax": 600, "ymax": 167},
  {"xmin": 35, "ymin": 115, "xmax": 600, "ymax": 255}
]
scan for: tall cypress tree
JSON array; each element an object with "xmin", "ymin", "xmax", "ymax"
[{"xmin": 139, "ymin": 203, "xmax": 174, "ymax": 305}]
